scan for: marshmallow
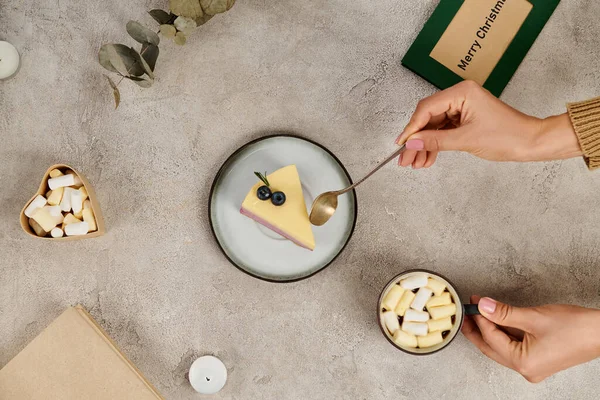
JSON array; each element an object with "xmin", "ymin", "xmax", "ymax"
[
  {"xmin": 82, "ymin": 208, "xmax": 97, "ymax": 231},
  {"xmin": 404, "ymin": 309, "xmax": 430, "ymax": 322},
  {"xmin": 428, "ymin": 304, "xmax": 457, "ymax": 320},
  {"xmin": 426, "ymin": 278, "xmax": 447, "ymax": 296},
  {"xmin": 79, "ymin": 186, "xmax": 88, "ymax": 202},
  {"xmin": 382, "ymin": 311, "xmax": 400, "ymax": 335},
  {"xmin": 51, "ymin": 227, "xmax": 64, "ymax": 238},
  {"xmin": 427, "ymin": 293, "xmax": 452, "ymax": 309},
  {"xmin": 46, "ymin": 187, "xmax": 64, "ymax": 206},
  {"xmin": 47, "ymin": 205, "xmax": 62, "ymax": 217},
  {"xmin": 382, "ymin": 285, "xmax": 405, "ymax": 311},
  {"xmin": 83, "ymin": 199, "xmax": 92, "ymax": 210},
  {"xmin": 66, "ymin": 171, "xmax": 83, "ymax": 188},
  {"xmin": 49, "ymin": 169, "xmax": 64, "ymax": 178},
  {"xmin": 29, "ymin": 218, "xmax": 47, "ymax": 237},
  {"xmin": 71, "ymin": 189, "xmax": 83, "ymax": 214},
  {"xmin": 394, "ymin": 290, "xmax": 416, "ymax": 317},
  {"xmin": 31, "ymin": 207, "xmax": 59, "ymax": 232},
  {"xmin": 410, "ymin": 287, "xmax": 433, "ymax": 311},
  {"xmin": 65, "ymin": 221, "xmax": 89, "ymax": 236},
  {"xmin": 60, "ymin": 187, "xmax": 74, "ymax": 212},
  {"xmin": 62, "ymin": 213, "xmax": 82, "ymax": 227},
  {"xmin": 48, "ymin": 174, "xmax": 76, "ymax": 190},
  {"xmin": 401, "ymin": 321, "xmax": 428, "ymax": 337},
  {"xmin": 427, "ymin": 317, "xmax": 453, "ymax": 333},
  {"xmin": 393, "ymin": 329, "xmax": 418, "ymax": 348},
  {"xmin": 24, "ymin": 195, "xmax": 47, "ymax": 217},
  {"xmin": 417, "ymin": 331, "xmax": 444, "ymax": 348},
  {"xmin": 44, "ymin": 206, "xmax": 64, "ymax": 226},
  {"xmin": 54, "ymin": 212, "xmax": 64, "ymax": 225},
  {"xmin": 400, "ymin": 274, "xmax": 428, "ymax": 290}
]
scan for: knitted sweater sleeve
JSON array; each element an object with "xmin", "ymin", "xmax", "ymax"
[{"xmin": 567, "ymin": 97, "xmax": 600, "ymax": 170}]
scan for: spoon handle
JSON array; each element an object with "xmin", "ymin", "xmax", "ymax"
[{"xmin": 338, "ymin": 144, "xmax": 406, "ymax": 194}]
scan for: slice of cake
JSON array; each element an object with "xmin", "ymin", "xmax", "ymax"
[{"xmin": 240, "ymin": 165, "xmax": 315, "ymax": 250}]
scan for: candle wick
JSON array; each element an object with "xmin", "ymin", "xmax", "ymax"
[{"xmin": 206, "ymin": 377, "xmax": 211, "ymax": 382}]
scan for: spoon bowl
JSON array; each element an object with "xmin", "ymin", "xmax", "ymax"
[
  {"xmin": 309, "ymin": 191, "xmax": 339, "ymax": 226},
  {"xmin": 309, "ymin": 144, "xmax": 406, "ymax": 226}
]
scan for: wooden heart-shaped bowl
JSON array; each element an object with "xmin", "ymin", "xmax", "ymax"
[{"xmin": 20, "ymin": 164, "xmax": 105, "ymax": 240}]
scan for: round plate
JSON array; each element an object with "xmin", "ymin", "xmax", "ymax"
[{"xmin": 209, "ymin": 135, "xmax": 357, "ymax": 282}]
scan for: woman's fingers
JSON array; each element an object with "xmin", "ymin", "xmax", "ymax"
[
  {"xmin": 397, "ymin": 83, "xmax": 470, "ymax": 144},
  {"xmin": 501, "ymin": 326, "xmax": 526, "ymax": 341},
  {"xmin": 463, "ymin": 295, "xmax": 514, "ymax": 369},
  {"xmin": 396, "ymin": 111, "xmax": 450, "ymax": 168},
  {"xmin": 395, "ymin": 113, "xmax": 449, "ymax": 145},
  {"xmin": 472, "ymin": 312, "xmax": 522, "ymax": 368},
  {"xmin": 413, "ymin": 150, "xmax": 428, "ymax": 169},
  {"xmin": 399, "ymin": 149, "xmax": 418, "ymax": 167},
  {"xmin": 462, "ymin": 316, "xmax": 513, "ymax": 369},
  {"xmin": 424, "ymin": 151, "xmax": 438, "ymax": 168},
  {"xmin": 399, "ymin": 150, "xmax": 439, "ymax": 168},
  {"xmin": 478, "ymin": 297, "xmax": 535, "ymax": 332}
]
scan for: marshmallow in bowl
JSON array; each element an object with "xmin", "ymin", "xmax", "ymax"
[
  {"xmin": 400, "ymin": 274, "xmax": 428, "ymax": 290},
  {"xmin": 381, "ymin": 285, "xmax": 405, "ymax": 311}
]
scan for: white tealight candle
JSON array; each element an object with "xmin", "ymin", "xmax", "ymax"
[
  {"xmin": 0, "ymin": 41, "xmax": 19, "ymax": 79},
  {"xmin": 188, "ymin": 356, "xmax": 227, "ymax": 394}
]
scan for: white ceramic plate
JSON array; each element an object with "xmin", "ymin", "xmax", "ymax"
[{"xmin": 209, "ymin": 135, "xmax": 357, "ymax": 282}]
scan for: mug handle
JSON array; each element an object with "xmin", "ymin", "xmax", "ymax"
[{"xmin": 464, "ymin": 304, "xmax": 481, "ymax": 315}]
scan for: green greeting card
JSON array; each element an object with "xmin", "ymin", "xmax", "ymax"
[{"xmin": 402, "ymin": 0, "xmax": 561, "ymax": 97}]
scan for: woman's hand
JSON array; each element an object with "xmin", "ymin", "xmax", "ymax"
[
  {"xmin": 462, "ymin": 296, "xmax": 600, "ymax": 383},
  {"xmin": 396, "ymin": 80, "xmax": 583, "ymax": 168}
]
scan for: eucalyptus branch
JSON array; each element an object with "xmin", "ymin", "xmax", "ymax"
[
  {"xmin": 116, "ymin": 45, "xmax": 150, "ymax": 88},
  {"xmin": 98, "ymin": 0, "xmax": 237, "ymax": 109}
]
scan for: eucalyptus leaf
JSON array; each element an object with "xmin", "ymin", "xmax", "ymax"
[
  {"xmin": 130, "ymin": 47, "xmax": 154, "ymax": 79},
  {"xmin": 98, "ymin": 48, "xmax": 118, "ymax": 74},
  {"xmin": 98, "ymin": 44, "xmax": 128, "ymax": 76},
  {"xmin": 110, "ymin": 45, "xmax": 145, "ymax": 77},
  {"xmin": 174, "ymin": 16, "xmax": 197, "ymax": 34},
  {"xmin": 99, "ymin": 44, "xmax": 145, "ymax": 76},
  {"xmin": 141, "ymin": 44, "xmax": 159, "ymax": 72},
  {"xmin": 194, "ymin": 13, "xmax": 214, "ymax": 26},
  {"xmin": 105, "ymin": 75, "xmax": 120, "ymax": 109},
  {"xmin": 170, "ymin": 0, "xmax": 203, "ymax": 19},
  {"xmin": 100, "ymin": 44, "xmax": 147, "ymax": 77},
  {"xmin": 127, "ymin": 76, "xmax": 154, "ymax": 88},
  {"xmin": 200, "ymin": 0, "xmax": 235, "ymax": 15},
  {"xmin": 148, "ymin": 9, "xmax": 171, "ymax": 25},
  {"xmin": 126, "ymin": 20, "xmax": 160, "ymax": 46},
  {"xmin": 174, "ymin": 31, "xmax": 187, "ymax": 45},
  {"xmin": 160, "ymin": 24, "xmax": 177, "ymax": 38}
]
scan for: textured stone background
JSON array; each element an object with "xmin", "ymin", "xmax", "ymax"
[{"xmin": 1, "ymin": 1, "xmax": 599, "ymax": 399}]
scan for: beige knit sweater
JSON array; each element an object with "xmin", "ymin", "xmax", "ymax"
[{"xmin": 567, "ymin": 97, "xmax": 600, "ymax": 170}]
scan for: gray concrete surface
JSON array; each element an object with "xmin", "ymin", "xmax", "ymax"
[{"xmin": 1, "ymin": 0, "xmax": 599, "ymax": 399}]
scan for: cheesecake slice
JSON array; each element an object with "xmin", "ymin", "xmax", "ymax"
[{"xmin": 240, "ymin": 165, "xmax": 315, "ymax": 250}]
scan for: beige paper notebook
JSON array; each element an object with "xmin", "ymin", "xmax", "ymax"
[{"xmin": 0, "ymin": 306, "xmax": 163, "ymax": 400}]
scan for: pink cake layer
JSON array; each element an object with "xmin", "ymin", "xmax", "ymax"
[{"xmin": 240, "ymin": 207, "xmax": 312, "ymax": 250}]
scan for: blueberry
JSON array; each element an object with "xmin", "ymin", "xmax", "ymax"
[
  {"xmin": 256, "ymin": 185, "xmax": 271, "ymax": 200},
  {"xmin": 271, "ymin": 191, "xmax": 286, "ymax": 206}
]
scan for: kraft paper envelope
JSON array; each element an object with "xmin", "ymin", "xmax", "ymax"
[{"xmin": 0, "ymin": 306, "xmax": 163, "ymax": 400}]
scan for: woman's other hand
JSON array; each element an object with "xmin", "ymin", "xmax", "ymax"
[{"xmin": 462, "ymin": 296, "xmax": 600, "ymax": 383}]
